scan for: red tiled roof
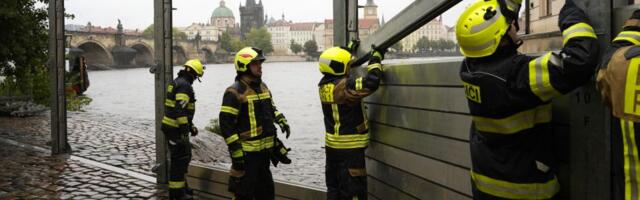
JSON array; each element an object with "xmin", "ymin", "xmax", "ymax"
[
  {"xmin": 358, "ymin": 19, "xmax": 379, "ymax": 29},
  {"xmin": 290, "ymin": 22, "xmax": 318, "ymax": 31}
]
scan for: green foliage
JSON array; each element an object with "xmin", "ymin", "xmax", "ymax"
[
  {"xmin": 0, "ymin": 0, "xmax": 49, "ymax": 78},
  {"xmin": 218, "ymin": 31, "xmax": 244, "ymax": 53},
  {"xmin": 303, "ymin": 39, "xmax": 319, "ymax": 57},
  {"xmin": 415, "ymin": 36, "xmax": 430, "ymax": 53},
  {"xmin": 245, "ymin": 28, "xmax": 273, "ymax": 53},
  {"xmin": 289, "ymin": 40, "xmax": 303, "ymax": 55},
  {"xmin": 65, "ymin": 93, "xmax": 92, "ymax": 112},
  {"xmin": 142, "ymin": 24, "xmax": 187, "ymax": 40},
  {"xmin": 205, "ymin": 118, "xmax": 221, "ymax": 134},
  {"xmin": 0, "ymin": 66, "xmax": 50, "ymax": 106}
]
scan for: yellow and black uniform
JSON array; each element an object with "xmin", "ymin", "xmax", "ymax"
[
  {"xmin": 219, "ymin": 47, "xmax": 291, "ymax": 199},
  {"xmin": 219, "ymin": 77, "xmax": 284, "ymax": 199},
  {"xmin": 319, "ymin": 46, "xmax": 383, "ymax": 200},
  {"xmin": 457, "ymin": 0, "xmax": 598, "ymax": 199},
  {"xmin": 597, "ymin": 11, "xmax": 640, "ymax": 200},
  {"xmin": 161, "ymin": 70, "xmax": 197, "ymax": 199},
  {"xmin": 161, "ymin": 59, "xmax": 203, "ymax": 200}
]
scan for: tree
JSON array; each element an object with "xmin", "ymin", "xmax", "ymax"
[
  {"xmin": 0, "ymin": 0, "xmax": 52, "ymax": 104},
  {"xmin": 303, "ymin": 39, "xmax": 319, "ymax": 57},
  {"xmin": 415, "ymin": 36, "xmax": 430, "ymax": 53},
  {"xmin": 142, "ymin": 24, "xmax": 187, "ymax": 40},
  {"xmin": 245, "ymin": 27, "xmax": 273, "ymax": 53},
  {"xmin": 391, "ymin": 42, "xmax": 403, "ymax": 53},
  {"xmin": 218, "ymin": 31, "xmax": 233, "ymax": 52},
  {"xmin": 290, "ymin": 40, "xmax": 303, "ymax": 55}
]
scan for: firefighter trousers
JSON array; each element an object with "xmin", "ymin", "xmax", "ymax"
[
  {"xmin": 228, "ymin": 151, "xmax": 275, "ymax": 200},
  {"xmin": 326, "ymin": 148, "xmax": 367, "ymax": 200}
]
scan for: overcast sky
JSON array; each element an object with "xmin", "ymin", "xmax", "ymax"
[{"xmin": 64, "ymin": 0, "xmax": 474, "ymax": 30}]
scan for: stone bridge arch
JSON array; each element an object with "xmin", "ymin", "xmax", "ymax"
[
  {"xmin": 130, "ymin": 42, "xmax": 154, "ymax": 67},
  {"xmin": 201, "ymin": 47, "xmax": 215, "ymax": 63},
  {"xmin": 173, "ymin": 45, "xmax": 187, "ymax": 66},
  {"xmin": 77, "ymin": 40, "xmax": 113, "ymax": 70}
]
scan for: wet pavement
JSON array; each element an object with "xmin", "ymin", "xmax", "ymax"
[
  {"xmin": 0, "ymin": 131, "xmax": 166, "ymax": 199},
  {"xmin": 0, "ymin": 110, "xmax": 326, "ymax": 193}
]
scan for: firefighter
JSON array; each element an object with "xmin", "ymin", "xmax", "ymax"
[
  {"xmin": 318, "ymin": 41, "xmax": 384, "ymax": 200},
  {"xmin": 219, "ymin": 47, "xmax": 292, "ymax": 199},
  {"xmin": 597, "ymin": 9, "xmax": 640, "ymax": 200},
  {"xmin": 456, "ymin": 0, "xmax": 599, "ymax": 199},
  {"xmin": 161, "ymin": 59, "xmax": 205, "ymax": 200}
]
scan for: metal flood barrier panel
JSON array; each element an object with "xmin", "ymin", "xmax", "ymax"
[
  {"xmin": 185, "ymin": 164, "xmax": 326, "ymax": 199},
  {"xmin": 361, "ymin": 58, "xmax": 576, "ymax": 200}
]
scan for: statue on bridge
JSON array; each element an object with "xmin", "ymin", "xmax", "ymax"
[{"xmin": 117, "ymin": 19, "xmax": 123, "ymax": 33}]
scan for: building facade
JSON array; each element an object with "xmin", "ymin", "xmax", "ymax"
[
  {"xmin": 210, "ymin": 0, "xmax": 236, "ymax": 33},
  {"xmin": 400, "ymin": 16, "xmax": 448, "ymax": 52},
  {"xmin": 239, "ymin": 0, "xmax": 264, "ymax": 38},
  {"xmin": 266, "ymin": 15, "xmax": 292, "ymax": 55}
]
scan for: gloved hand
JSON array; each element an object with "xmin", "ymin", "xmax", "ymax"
[
  {"xmin": 368, "ymin": 47, "xmax": 386, "ymax": 64},
  {"xmin": 190, "ymin": 126, "xmax": 199, "ymax": 136},
  {"xmin": 275, "ymin": 114, "xmax": 291, "ymax": 139},
  {"xmin": 347, "ymin": 39, "xmax": 360, "ymax": 54}
]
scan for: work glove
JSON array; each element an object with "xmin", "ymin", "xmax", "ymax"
[
  {"xmin": 347, "ymin": 39, "xmax": 360, "ymax": 54},
  {"xmin": 190, "ymin": 126, "xmax": 198, "ymax": 136},
  {"xmin": 275, "ymin": 114, "xmax": 291, "ymax": 139},
  {"xmin": 368, "ymin": 47, "xmax": 386, "ymax": 64}
]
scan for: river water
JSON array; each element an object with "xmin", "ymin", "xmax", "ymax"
[{"xmin": 83, "ymin": 61, "xmax": 327, "ymax": 187}]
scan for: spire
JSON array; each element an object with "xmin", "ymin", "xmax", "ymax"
[
  {"xmin": 220, "ymin": 0, "xmax": 225, "ymax": 7},
  {"xmin": 381, "ymin": 14, "xmax": 385, "ymax": 25},
  {"xmin": 366, "ymin": 0, "xmax": 376, "ymax": 6},
  {"xmin": 259, "ymin": 0, "xmax": 262, "ymax": 5}
]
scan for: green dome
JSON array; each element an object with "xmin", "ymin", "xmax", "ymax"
[{"xmin": 212, "ymin": 1, "xmax": 234, "ymax": 18}]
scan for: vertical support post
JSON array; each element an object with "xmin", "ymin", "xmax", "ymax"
[
  {"xmin": 48, "ymin": 0, "xmax": 68, "ymax": 155},
  {"xmin": 333, "ymin": 0, "xmax": 348, "ymax": 46},
  {"xmin": 567, "ymin": 0, "xmax": 611, "ymax": 199},
  {"xmin": 154, "ymin": 0, "xmax": 173, "ymax": 184},
  {"xmin": 347, "ymin": 0, "xmax": 359, "ymax": 41},
  {"xmin": 525, "ymin": 0, "xmax": 530, "ymax": 34}
]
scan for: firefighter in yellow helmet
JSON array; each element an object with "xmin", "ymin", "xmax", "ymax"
[
  {"xmin": 319, "ymin": 40, "xmax": 384, "ymax": 200},
  {"xmin": 218, "ymin": 47, "xmax": 292, "ymax": 199},
  {"xmin": 597, "ymin": 9, "xmax": 640, "ymax": 200},
  {"xmin": 161, "ymin": 59, "xmax": 205, "ymax": 200},
  {"xmin": 456, "ymin": 0, "xmax": 599, "ymax": 199}
]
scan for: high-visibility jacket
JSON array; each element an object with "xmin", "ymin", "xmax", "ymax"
[
  {"xmin": 597, "ymin": 19, "xmax": 640, "ymax": 200},
  {"xmin": 459, "ymin": 3, "xmax": 599, "ymax": 199},
  {"xmin": 219, "ymin": 77, "xmax": 281, "ymax": 169},
  {"xmin": 318, "ymin": 62, "xmax": 382, "ymax": 150},
  {"xmin": 161, "ymin": 71, "xmax": 196, "ymax": 136}
]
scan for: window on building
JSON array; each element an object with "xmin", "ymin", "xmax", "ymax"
[{"xmin": 540, "ymin": 0, "xmax": 551, "ymax": 17}]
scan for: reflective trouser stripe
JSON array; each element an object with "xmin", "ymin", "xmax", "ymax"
[
  {"xmin": 529, "ymin": 53, "xmax": 562, "ymax": 102},
  {"xmin": 241, "ymin": 136, "xmax": 275, "ymax": 152},
  {"xmin": 471, "ymin": 171, "xmax": 560, "ymax": 199},
  {"xmin": 325, "ymin": 132, "xmax": 369, "ymax": 149},
  {"xmin": 221, "ymin": 106, "xmax": 239, "ymax": 115},
  {"xmin": 614, "ymin": 31, "xmax": 640, "ymax": 45},
  {"xmin": 162, "ymin": 116, "xmax": 178, "ymax": 128},
  {"xmin": 279, "ymin": 147, "xmax": 288, "ymax": 154},
  {"xmin": 625, "ymin": 58, "xmax": 640, "ymax": 116},
  {"xmin": 562, "ymin": 22, "xmax": 597, "ymax": 45},
  {"xmin": 187, "ymin": 103, "xmax": 195, "ymax": 110},
  {"xmin": 622, "ymin": 119, "xmax": 640, "ymax": 200},
  {"xmin": 472, "ymin": 104, "xmax": 552, "ymax": 134},
  {"xmin": 225, "ymin": 134, "xmax": 239, "ymax": 144},
  {"xmin": 169, "ymin": 181, "xmax": 185, "ymax": 189}
]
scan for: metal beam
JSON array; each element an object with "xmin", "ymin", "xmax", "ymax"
[
  {"xmin": 347, "ymin": 0, "xmax": 359, "ymax": 41},
  {"xmin": 353, "ymin": 0, "xmax": 462, "ymax": 66},
  {"xmin": 48, "ymin": 0, "xmax": 68, "ymax": 155},
  {"xmin": 333, "ymin": 0, "xmax": 348, "ymax": 46},
  {"xmin": 153, "ymin": 0, "xmax": 173, "ymax": 184}
]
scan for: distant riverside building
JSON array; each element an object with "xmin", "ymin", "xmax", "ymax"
[
  {"xmin": 322, "ymin": 0, "xmax": 381, "ymax": 48},
  {"xmin": 240, "ymin": 0, "xmax": 264, "ymax": 38},
  {"xmin": 181, "ymin": 23, "xmax": 219, "ymax": 41},
  {"xmin": 266, "ymin": 14, "xmax": 326, "ymax": 55},
  {"xmin": 266, "ymin": 15, "xmax": 292, "ymax": 55},
  {"xmin": 210, "ymin": 0, "xmax": 236, "ymax": 33},
  {"xmin": 400, "ymin": 16, "xmax": 449, "ymax": 52}
]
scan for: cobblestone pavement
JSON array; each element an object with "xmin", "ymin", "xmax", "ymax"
[
  {"xmin": 0, "ymin": 136, "xmax": 167, "ymax": 199},
  {"xmin": 0, "ymin": 111, "xmax": 326, "ymax": 188}
]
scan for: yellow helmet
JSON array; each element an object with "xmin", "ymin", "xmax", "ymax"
[
  {"xmin": 184, "ymin": 59, "xmax": 204, "ymax": 77},
  {"xmin": 235, "ymin": 47, "xmax": 266, "ymax": 72},
  {"xmin": 456, "ymin": 0, "xmax": 510, "ymax": 58},
  {"xmin": 319, "ymin": 47, "xmax": 352, "ymax": 76}
]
